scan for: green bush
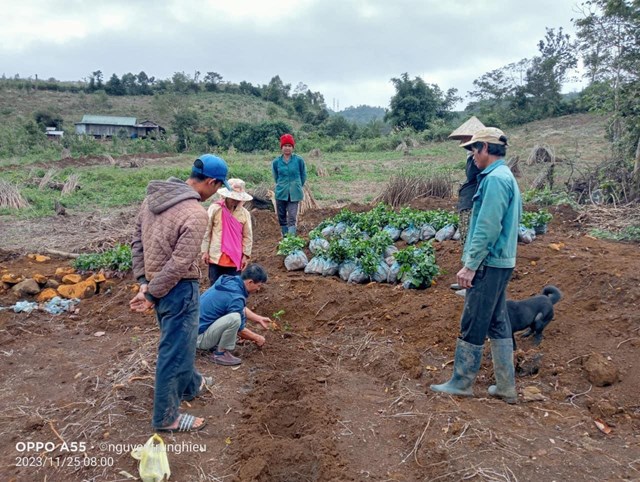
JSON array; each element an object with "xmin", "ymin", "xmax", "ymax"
[
  {"xmin": 72, "ymin": 244, "xmax": 132, "ymax": 272},
  {"xmin": 523, "ymin": 188, "xmax": 577, "ymax": 207},
  {"xmin": 277, "ymin": 235, "xmax": 306, "ymax": 256},
  {"xmin": 395, "ymin": 244, "xmax": 439, "ymax": 288},
  {"xmin": 521, "ymin": 209, "xmax": 553, "ymax": 229}
]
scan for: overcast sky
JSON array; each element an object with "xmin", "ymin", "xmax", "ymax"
[{"xmin": 0, "ymin": 0, "xmax": 585, "ymax": 110}]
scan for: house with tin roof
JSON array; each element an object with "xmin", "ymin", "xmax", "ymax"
[{"xmin": 75, "ymin": 115, "xmax": 164, "ymax": 139}]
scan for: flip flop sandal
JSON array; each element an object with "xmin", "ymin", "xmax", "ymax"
[{"xmin": 155, "ymin": 413, "xmax": 207, "ymax": 433}]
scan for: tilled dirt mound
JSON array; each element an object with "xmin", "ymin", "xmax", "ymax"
[{"xmin": 0, "ymin": 199, "xmax": 639, "ymax": 481}]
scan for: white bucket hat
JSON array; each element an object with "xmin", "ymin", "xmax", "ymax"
[{"xmin": 217, "ymin": 178, "xmax": 253, "ymax": 201}]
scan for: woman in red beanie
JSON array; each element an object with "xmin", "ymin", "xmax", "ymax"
[{"xmin": 272, "ymin": 133, "xmax": 307, "ymax": 237}]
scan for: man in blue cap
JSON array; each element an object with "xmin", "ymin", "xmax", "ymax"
[{"xmin": 129, "ymin": 154, "xmax": 231, "ymax": 432}]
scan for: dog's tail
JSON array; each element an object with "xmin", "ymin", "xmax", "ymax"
[{"xmin": 542, "ymin": 285, "xmax": 562, "ymax": 304}]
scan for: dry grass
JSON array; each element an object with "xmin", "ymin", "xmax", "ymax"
[
  {"xmin": 38, "ymin": 169, "xmax": 57, "ymax": 190},
  {"xmin": 299, "ymin": 185, "xmax": 319, "ymax": 215},
  {"xmin": 527, "ymin": 144, "xmax": 556, "ymax": 165},
  {"xmin": 61, "ymin": 174, "xmax": 80, "ymax": 196},
  {"xmin": 247, "ymin": 185, "xmax": 276, "ymax": 211},
  {"xmin": 374, "ymin": 172, "xmax": 454, "ymax": 207},
  {"xmin": 0, "ymin": 179, "xmax": 29, "ymax": 209},
  {"xmin": 578, "ymin": 204, "xmax": 640, "ymax": 232}
]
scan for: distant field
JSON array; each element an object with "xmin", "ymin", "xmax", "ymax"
[{"xmin": 0, "ymin": 112, "xmax": 611, "ymax": 219}]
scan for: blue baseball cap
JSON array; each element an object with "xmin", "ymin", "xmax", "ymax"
[{"xmin": 193, "ymin": 154, "xmax": 231, "ymax": 189}]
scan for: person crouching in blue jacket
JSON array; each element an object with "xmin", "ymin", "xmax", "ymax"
[
  {"xmin": 196, "ymin": 264, "xmax": 271, "ymax": 366},
  {"xmin": 431, "ymin": 127, "xmax": 522, "ymax": 404}
]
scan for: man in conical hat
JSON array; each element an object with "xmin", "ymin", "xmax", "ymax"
[{"xmin": 448, "ymin": 116, "xmax": 485, "ymax": 293}]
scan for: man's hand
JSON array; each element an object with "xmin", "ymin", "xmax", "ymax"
[
  {"xmin": 130, "ymin": 284, "xmax": 154, "ymax": 312},
  {"xmin": 456, "ymin": 267, "xmax": 476, "ymax": 289},
  {"xmin": 255, "ymin": 316, "xmax": 271, "ymax": 329},
  {"xmin": 201, "ymin": 252, "xmax": 210, "ymax": 264},
  {"xmin": 240, "ymin": 254, "xmax": 249, "ymax": 271}
]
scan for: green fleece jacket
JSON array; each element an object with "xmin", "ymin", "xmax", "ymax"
[
  {"xmin": 272, "ymin": 153, "xmax": 307, "ymax": 202},
  {"xmin": 462, "ymin": 160, "xmax": 522, "ymax": 271}
]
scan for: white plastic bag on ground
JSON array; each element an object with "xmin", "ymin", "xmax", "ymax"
[
  {"xmin": 383, "ymin": 225, "xmax": 401, "ymax": 241},
  {"xmin": 435, "ymin": 224, "xmax": 456, "ymax": 242},
  {"xmin": 419, "ymin": 224, "xmax": 436, "ymax": 241},
  {"xmin": 347, "ymin": 267, "xmax": 369, "ymax": 284},
  {"xmin": 321, "ymin": 259, "xmax": 340, "ymax": 277},
  {"xmin": 12, "ymin": 301, "xmax": 38, "ymax": 313},
  {"xmin": 518, "ymin": 225, "xmax": 536, "ymax": 244},
  {"xmin": 400, "ymin": 226, "xmax": 420, "ymax": 244},
  {"xmin": 338, "ymin": 261, "xmax": 357, "ymax": 281},
  {"xmin": 309, "ymin": 238, "xmax": 329, "ymax": 254},
  {"xmin": 304, "ymin": 256, "xmax": 325, "ymax": 275},
  {"xmin": 387, "ymin": 262, "xmax": 401, "ymax": 284},
  {"xmin": 131, "ymin": 434, "xmax": 171, "ymax": 482},
  {"xmin": 384, "ymin": 245, "xmax": 399, "ymax": 259},
  {"xmin": 334, "ymin": 222, "xmax": 348, "ymax": 236},
  {"xmin": 321, "ymin": 225, "xmax": 335, "ymax": 238},
  {"xmin": 372, "ymin": 261, "xmax": 390, "ymax": 283},
  {"xmin": 284, "ymin": 250, "xmax": 308, "ymax": 271}
]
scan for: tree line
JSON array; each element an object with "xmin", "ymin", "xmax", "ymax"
[{"xmin": 2, "ymin": 1, "xmax": 638, "ymax": 179}]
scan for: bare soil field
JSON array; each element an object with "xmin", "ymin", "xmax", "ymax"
[{"xmin": 1, "ymin": 198, "xmax": 639, "ymax": 482}]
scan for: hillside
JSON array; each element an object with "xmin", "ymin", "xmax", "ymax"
[
  {"xmin": 335, "ymin": 105, "xmax": 386, "ymax": 124},
  {"xmin": 0, "ymin": 89, "xmax": 302, "ymax": 132},
  {"xmin": 507, "ymin": 113, "xmax": 610, "ymax": 166}
]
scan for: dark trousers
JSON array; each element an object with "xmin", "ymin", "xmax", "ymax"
[
  {"xmin": 152, "ymin": 280, "xmax": 202, "ymax": 428},
  {"xmin": 208, "ymin": 263, "xmax": 240, "ymax": 287},
  {"xmin": 459, "ymin": 266, "xmax": 513, "ymax": 345},
  {"xmin": 276, "ymin": 199, "xmax": 299, "ymax": 228}
]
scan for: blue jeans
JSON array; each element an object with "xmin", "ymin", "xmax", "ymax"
[
  {"xmin": 459, "ymin": 266, "xmax": 513, "ymax": 345},
  {"xmin": 152, "ymin": 280, "xmax": 202, "ymax": 428}
]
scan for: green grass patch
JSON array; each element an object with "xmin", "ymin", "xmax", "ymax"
[
  {"xmin": 589, "ymin": 226, "xmax": 640, "ymax": 242},
  {"xmin": 0, "ymin": 155, "xmax": 289, "ymax": 218},
  {"xmin": 72, "ymin": 244, "xmax": 132, "ymax": 272}
]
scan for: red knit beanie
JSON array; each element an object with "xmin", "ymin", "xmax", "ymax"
[{"xmin": 280, "ymin": 133, "xmax": 295, "ymax": 148}]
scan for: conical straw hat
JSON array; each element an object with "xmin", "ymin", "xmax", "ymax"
[{"xmin": 448, "ymin": 116, "xmax": 486, "ymax": 140}]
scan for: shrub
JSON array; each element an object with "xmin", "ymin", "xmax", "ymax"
[
  {"xmin": 72, "ymin": 244, "xmax": 132, "ymax": 272},
  {"xmin": 276, "ymin": 235, "xmax": 306, "ymax": 256},
  {"xmin": 521, "ymin": 209, "xmax": 553, "ymax": 229}
]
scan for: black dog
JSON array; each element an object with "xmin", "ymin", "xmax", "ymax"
[{"xmin": 507, "ymin": 285, "xmax": 562, "ymax": 349}]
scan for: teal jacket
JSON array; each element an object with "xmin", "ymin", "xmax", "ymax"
[
  {"xmin": 462, "ymin": 159, "xmax": 522, "ymax": 270},
  {"xmin": 272, "ymin": 154, "xmax": 307, "ymax": 202}
]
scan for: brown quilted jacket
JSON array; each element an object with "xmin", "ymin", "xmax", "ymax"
[{"xmin": 131, "ymin": 178, "xmax": 208, "ymax": 300}]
